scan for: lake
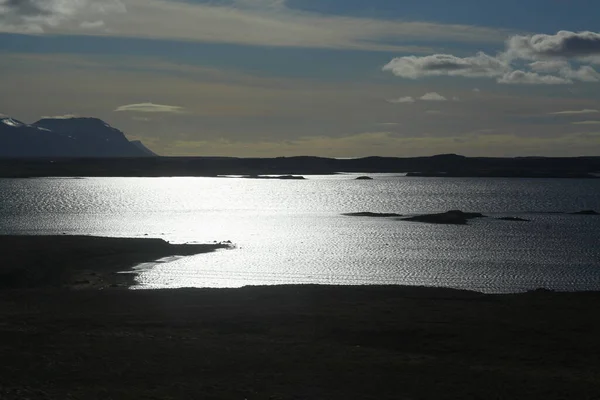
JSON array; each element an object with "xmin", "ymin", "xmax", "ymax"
[{"xmin": 1, "ymin": 175, "xmax": 599, "ymax": 293}]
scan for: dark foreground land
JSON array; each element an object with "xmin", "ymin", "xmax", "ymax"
[{"xmin": 1, "ymin": 236, "xmax": 600, "ymax": 399}]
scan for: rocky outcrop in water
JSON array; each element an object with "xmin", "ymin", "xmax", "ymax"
[
  {"xmin": 343, "ymin": 212, "xmax": 402, "ymax": 218},
  {"xmin": 355, "ymin": 176, "xmax": 373, "ymax": 180},
  {"xmin": 243, "ymin": 175, "xmax": 305, "ymax": 180},
  {"xmin": 402, "ymin": 210, "xmax": 486, "ymax": 225},
  {"xmin": 570, "ymin": 210, "xmax": 599, "ymax": 215}
]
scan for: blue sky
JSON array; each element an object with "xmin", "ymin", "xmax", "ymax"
[{"xmin": 1, "ymin": 0, "xmax": 600, "ymax": 156}]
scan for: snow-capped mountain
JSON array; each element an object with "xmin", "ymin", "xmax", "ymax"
[{"xmin": 0, "ymin": 117, "xmax": 155, "ymax": 158}]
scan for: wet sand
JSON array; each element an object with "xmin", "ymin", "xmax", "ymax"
[{"xmin": 1, "ymin": 236, "xmax": 599, "ymax": 399}]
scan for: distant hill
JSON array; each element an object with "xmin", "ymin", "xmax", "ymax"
[
  {"xmin": 130, "ymin": 140, "xmax": 157, "ymax": 156},
  {"xmin": 0, "ymin": 117, "xmax": 155, "ymax": 158}
]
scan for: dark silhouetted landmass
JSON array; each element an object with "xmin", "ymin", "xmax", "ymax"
[
  {"xmin": 242, "ymin": 174, "xmax": 306, "ymax": 180},
  {"xmin": 1, "ymin": 153, "xmax": 600, "ymax": 178},
  {"xmin": 402, "ymin": 210, "xmax": 487, "ymax": 225},
  {"xmin": 0, "ymin": 117, "xmax": 153, "ymax": 158},
  {"xmin": 570, "ymin": 210, "xmax": 599, "ymax": 215},
  {"xmin": 497, "ymin": 217, "xmax": 531, "ymax": 222},
  {"xmin": 130, "ymin": 140, "xmax": 157, "ymax": 156},
  {"xmin": 0, "ymin": 235, "xmax": 231, "ymax": 289},
  {"xmin": 343, "ymin": 212, "xmax": 402, "ymax": 217},
  {"xmin": 355, "ymin": 176, "xmax": 373, "ymax": 180},
  {"xmin": 1, "ymin": 284, "xmax": 600, "ymax": 399}
]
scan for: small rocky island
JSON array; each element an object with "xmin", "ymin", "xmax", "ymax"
[
  {"xmin": 402, "ymin": 210, "xmax": 486, "ymax": 225},
  {"xmin": 570, "ymin": 210, "xmax": 599, "ymax": 215},
  {"xmin": 243, "ymin": 175, "xmax": 306, "ymax": 180},
  {"xmin": 343, "ymin": 212, "xmax": 402, "ymax": 218},
  {"xmin": 496, "ymin": 217, "xmax": 530, "ymax": 222},
  {"xmin": 355, "ymin": 176, "xmax": 373, "ymax": 180}
]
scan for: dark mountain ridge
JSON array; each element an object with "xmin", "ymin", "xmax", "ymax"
[
  {"xmin": 1, "ymin": 117, "xmax": 599, "ymax": 177},
  {"xmin": 0, "ymin": 116, "xmax": 153, "ymax": 158},
  {"xmin": 1, "ymin": 154, "xmax": 599, "ymax": 178}
]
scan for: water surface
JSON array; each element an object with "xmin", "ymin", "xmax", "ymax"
[{"xmin": 1, "ymin": 175, "xmax": 599, "ymax": 293}]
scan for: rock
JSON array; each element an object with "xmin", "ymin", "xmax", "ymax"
[
  {"xmin": 402, "ymin": 210, "xmax": 486, "ymax": 225},
  {"xmin": 356, "ymin": 176, "xmax": 373, "ymax": 180},
  {"xmin": 497, "ymin": 217, "xmax": 530, "ymax": 222},
  {"xmin": 343, "ymin": 212, "xmax": 402, "ymax": 218},
  {"xmin": 570, "ymin": 210, "xmax": 599, "ymax": 215},
  {"xmin": 244, "ymin": 175, "xmax": 305, "ymax": 180}
]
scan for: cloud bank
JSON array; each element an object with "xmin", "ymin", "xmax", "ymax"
[{"xmin": 384, "ymin": 30, "xmax": 600, "ymax": 85}]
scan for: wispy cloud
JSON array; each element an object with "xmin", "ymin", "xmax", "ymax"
[
  {"xmin": 114, "ymin": 103, "xmax": 185, "ymax": 113},
  {"xmin": 550, "ymin": 109, "xmax": 599, "ymax": 115},
  {"xmin": 40, "ymin": 114, "xmax": 78, "ymax": 119},
  {"xmin": 0, "ymin": 0, "xmax": 510, "ymax": 51},
  {"xmin": 572, "ymin": 120, "xmax": 600, "ymax": 125},
  {"xmin": 498, "ymin": 70, "xmax": 571, "ymax": 85},
  {"xmin": 387, "ymin": 97, "xmax": 415, "ymax": 104}
]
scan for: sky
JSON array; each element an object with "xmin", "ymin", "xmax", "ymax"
[{"xmin": 1, "ymin": 0, "xmax": 600, "ymax": 157}]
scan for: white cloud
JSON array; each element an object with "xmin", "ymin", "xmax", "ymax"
[
  {"xmin": 472, "ymin": 88, "xmax": 481, "ymax": 92},
  {"xmin": 387, "ymin": 96, "xmax": 415, "ymax": 104},
  {"xmin": 114, "ymin": 103, "xmax": 185, "ymax": 113},
  {"xmin": 506, "ymin": 31, "xmax": 600, "ymax": 61},
  {"xmin": 384, "ymin": 30, "xmax": 600, "ymax": 85},
  {"xmin": 383, "ymin": 52, "xmax": 509, "ymax": 79},
  {"xmin": 498, "ymin": 70, "xmax": 571, "ymax": 85},
  {"xmin": 572, "ymin": 120, "xmax": 600, "ymax": 125},
  {"xmin": 420, "ymin": 92, "xmax": 447, "ymax": 101},
  {"xmin": 452, "ymin": 96, "xmax": 460, "ymax": 101},
  {"xmin": 549, "ymin": 109, "xmax": 599, "ymax": 115}
]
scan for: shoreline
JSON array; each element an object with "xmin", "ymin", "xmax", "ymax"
[{"xmin": 0, "ymin": 235, "xmax": 231, "ymax": 289}]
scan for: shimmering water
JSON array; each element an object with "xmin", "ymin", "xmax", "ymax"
[{"xmin": 1, "ymin": 175, "xmax": 600, "ymax": 293}]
